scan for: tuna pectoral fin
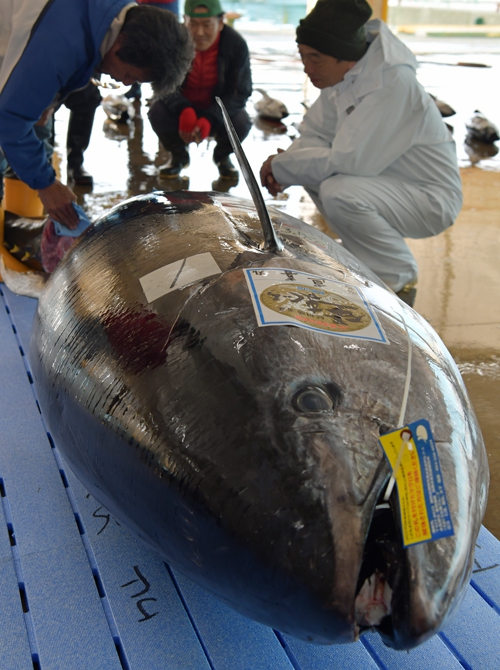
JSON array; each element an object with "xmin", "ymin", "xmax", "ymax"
[{"xmin": 0, "ymin": 255, "xmax": 48, "ymax": 298}]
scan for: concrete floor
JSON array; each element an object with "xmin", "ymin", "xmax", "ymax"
[{"xmin": 50, "ymin": 27, "xmax": 500, "ymax": 538}]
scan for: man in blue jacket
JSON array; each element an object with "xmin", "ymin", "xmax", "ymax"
[{"xmin": 0, "ymin": 1, "xmax": 193, "ymax": 227}]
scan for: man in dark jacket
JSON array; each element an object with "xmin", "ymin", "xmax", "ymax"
[{"xmin": 148, "ymin": 0, "xmax": 252, "ymax": 179}]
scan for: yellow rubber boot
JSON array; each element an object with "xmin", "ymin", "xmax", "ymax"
[
  {"xmin": 0, "ymin": 201, "xmax": 32, "ymax": 280},
  {"xmin": 3, "ymin": 177, "xmax": 44, "ymax": 218}
]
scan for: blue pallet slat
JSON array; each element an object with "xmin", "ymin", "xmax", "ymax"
[
  {"xmin": 1, "ymin": 288, "xmax": 37, "ymax": 357},
  {"xmin": 0, "ymin": 496, "xmax": 34, "ymax": 670},
  {"xmin": 0, "ymin": 296, "xmax": 122, "ymax": 669},
  {"xmin": 471, "ymin": 525, "xmax": 500, "ymax": 613},
  {"xmin": 64, "ymin": 467, "xmax": 213, "ymax": 670},
  {"xmin": 19, "ymin": 546, "xmax": 123, "ymax": 670},
  {"xmin": 172, "ymin": 570, "xmax": 295, "ymax": 670},
  {"xmin": 362, "ymin": 630, "xmax": 464, "ymax": 670},
  {"xmin": 282, "ymin": 634, "xmax": 382, "ymax": 669},
  {"xmin": 440, "ymin": 586, "xmax": 500, "ymax": 670}
]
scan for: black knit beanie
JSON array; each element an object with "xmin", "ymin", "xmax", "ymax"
[{"xmin": 296, "ymin": 0, "xmax": 373, "ymax": 61}]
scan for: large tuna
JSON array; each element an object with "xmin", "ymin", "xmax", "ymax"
[
  {"xmin": 24, "ymin": 184, "xmax": 487, "ymax": 649},
  {"xmin": 3, "ymin": 102, "xmax": 488, "ymax": 650}
]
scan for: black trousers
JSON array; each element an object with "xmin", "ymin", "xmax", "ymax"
[
  {"xmin": 64, "ymin": 81, "xmax": 102, "ymax": 169},
  {"xmin": 148, "ymin": 99, "xmax": 251, "ymax": 159}
]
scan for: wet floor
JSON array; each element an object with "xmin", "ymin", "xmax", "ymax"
[{"xmin": 46, "ymin": 27, "xmax": 500, "ymax": 539}]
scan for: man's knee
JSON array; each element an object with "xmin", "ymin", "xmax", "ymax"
[
  {"xmin": 231, "ymin": 109, "xmax": 252, "ymax": 140},
  {"xmin": 148, "ymin": 100, "xmax": 178, "ymax": 136},
  {"xmin": 318, "ymin": 176, "xmax": 363, "ymax": 219},
  {"xmin": 213, "ymin": 108, "xmax": 251, "ymax": 142},
  {"xmin": 65, "ymin": 83, "xmax": 102, "ymax": 112}
]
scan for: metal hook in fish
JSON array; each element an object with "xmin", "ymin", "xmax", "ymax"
[{"xmin": 216, "ymin": 97, "xmax": 283, "ymax": 253}]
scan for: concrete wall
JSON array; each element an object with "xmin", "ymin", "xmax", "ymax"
[{"xmin": 388, "ymin": 6, "xmax": 500, "ymax": 25}]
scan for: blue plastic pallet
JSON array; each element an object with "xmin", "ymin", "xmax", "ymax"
[{"xmin": 1, "ymin": 283, "xmax": 499, "ymax": 670}]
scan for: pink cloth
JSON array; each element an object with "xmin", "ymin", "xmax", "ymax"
[{"xmin": 40, "ymin": 218, "xmax": 77, "ymax": 273}]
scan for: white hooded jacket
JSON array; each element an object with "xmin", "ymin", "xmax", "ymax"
[{"xmin": 272, "ymin": 20, "xmax": 462, "ymax": 224}]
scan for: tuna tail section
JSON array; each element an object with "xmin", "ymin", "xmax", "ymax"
[
  {"xmin": 0, "ymin": 255, "xmax": 48, "ymax": 298},
  {"xmin": 216, "ymin": 97, "xmax": 283, "ymax": 253}
]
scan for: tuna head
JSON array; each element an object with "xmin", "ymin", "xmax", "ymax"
[
  {"xmin": 153, "ymin": 265, "xmax": 487, "ymax": 649},
  {"xmin": 31, "ymin": 193, "xmax": 488, "ymax": 650}
]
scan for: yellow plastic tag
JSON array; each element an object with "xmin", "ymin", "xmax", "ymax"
[{"xmin": 379, "ymin": 427, "xmax": 432, "ymax": 546}]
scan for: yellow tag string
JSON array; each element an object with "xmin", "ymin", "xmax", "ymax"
[
  {"xmin": 383, "ymin": 431, "xmax": 413, "ymax": 501},
  {"xmin": 383, "ymin": 315, "xmax": 413, "ymax": 502}
]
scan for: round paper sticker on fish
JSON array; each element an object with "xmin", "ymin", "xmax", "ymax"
[
  {"xmin": 245, "ymin": 267, "xmax": 388, "ymax": 343},
  {"xmin": 261, "ymin": 283, "xmax": 371, "ymax": 332}
]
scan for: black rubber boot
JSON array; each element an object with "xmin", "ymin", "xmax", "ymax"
[
  {"xmin": 215, "ymin": 155, "xmax": 238, "ymax": 179},
  {"xmin": 67, "ymin": 165, "xmax": 93, "ymax": 186},
  {"xmin": 63, "ymin": 83, "xmax": 99, "ymax": 188},
  {"xmin": 158, "ymin": 133, "xmax": 189, "ymax": 178},
  {"xmin": 396, "ymin": 281, "xmax": 418, "ymax": 307}
]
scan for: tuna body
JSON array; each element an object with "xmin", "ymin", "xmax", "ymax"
[{"xmin": 31, "ymin": 191, "xmax": 489, "ymax": 648}]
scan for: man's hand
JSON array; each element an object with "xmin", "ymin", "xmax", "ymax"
[
  {"xmin": 260, "ymin": 149, "xmax": 284, "ymax": 196},
  {"xmin": 35, "ymin": 107, "xmax": 54, "ymax": 127},
  {"xmin": 179, "ymin": 127, "xmax": 200, "ymax": 145},
  {"xmin": 38, "ymin": 180, "xmax": 79, "ymax": 229},
  {"xmin": 179, "ymin": 117, "xmax": 211, "ymax": 146}
]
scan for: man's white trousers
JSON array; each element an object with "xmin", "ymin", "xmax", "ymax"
[{"xmin": 306, "ymin": 174, "xmax": 452, "ymax": 292}]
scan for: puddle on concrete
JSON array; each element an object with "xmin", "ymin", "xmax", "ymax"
[
  {"xmin": 45, "ymin": 30, "xmax": 500, "ymax": 539},
  {"xmin": 454, "ymin": 352, "xmax": 500, "ymax": 537}
]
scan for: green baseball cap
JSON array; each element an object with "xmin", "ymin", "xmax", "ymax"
[{"xmin": 184, "ymin": 0, "xmax": 224, "ymax": 17}]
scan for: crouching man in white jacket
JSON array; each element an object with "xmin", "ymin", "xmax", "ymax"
[{"xmin": 260, "ymin": 0, "xmax": 462, "ymax": 306}]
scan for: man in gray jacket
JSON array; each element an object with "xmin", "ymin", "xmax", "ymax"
[{"xmin": 260, "ymin": 0, "xmax": 462, "ymax": 305}]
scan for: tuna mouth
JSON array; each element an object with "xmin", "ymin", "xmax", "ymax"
[{"xmin": 354, "ymin": 497, "xmax": 407, "ymax": 644}]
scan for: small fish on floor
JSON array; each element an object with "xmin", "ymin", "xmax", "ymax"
[
  {"xmin": 428, "ymin": 93, "xmax": 456, "ymax": 118},
  {"xmin": 464, "ymin": 136, "xmax": 499, "ymax": 165},
  {"xmin": 254, "ymin": 88, "xmax": 289, "ymax": 120},
  {"xmin": 101, "ymin": 94, "xmax": 136, "ymax": 124},
  {"xmin": 465, "ymin": 110, "xmax": 500, "ymax": 144}
]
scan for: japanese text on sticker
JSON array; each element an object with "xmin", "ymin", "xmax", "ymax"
[{"xmin": 379, "ymin": 419, "xmax": 454, "ymax": 547}]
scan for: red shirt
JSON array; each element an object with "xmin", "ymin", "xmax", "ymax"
[{"xmin": 181, "ymin": 35, "xmax": 220, "ymax": 109}]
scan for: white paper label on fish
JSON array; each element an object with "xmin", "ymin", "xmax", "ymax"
[
  {"xmin": 140, "ymin": 252, "xmax": 222, "ymax": 303},
  {"xmin": 244, "ymin": 268, "xmax": 388, "ymax": 343}
]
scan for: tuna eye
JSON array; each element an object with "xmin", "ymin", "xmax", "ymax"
[{"xmin": 293, "ymin": 386, "xmax": 334, "ymax": 413}]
